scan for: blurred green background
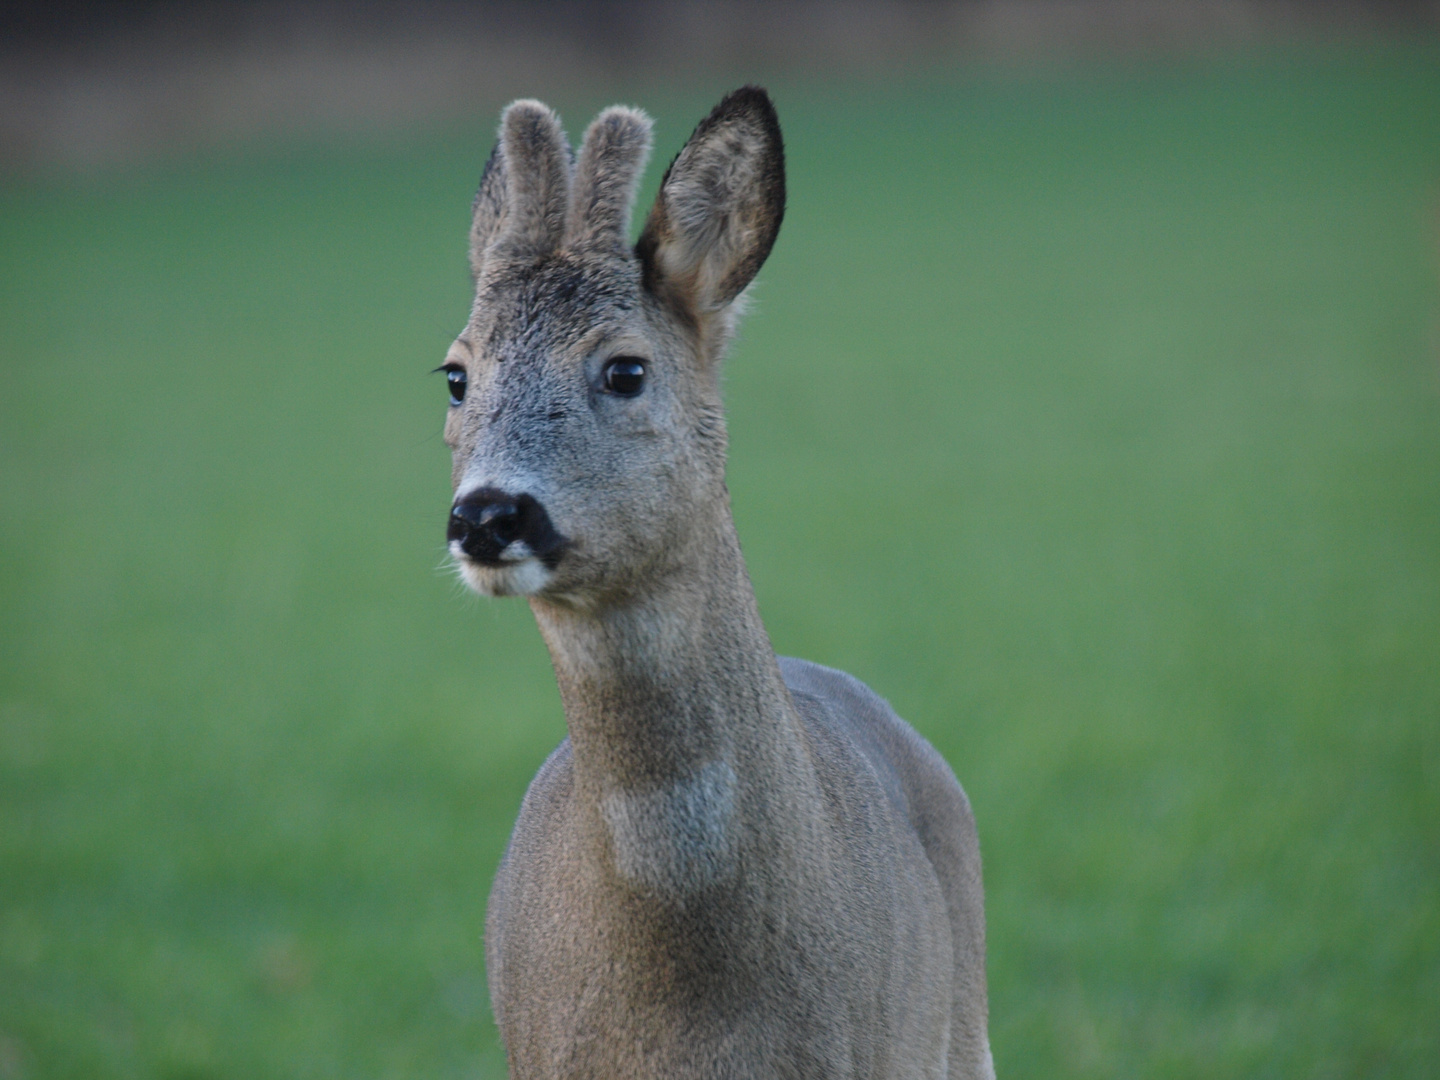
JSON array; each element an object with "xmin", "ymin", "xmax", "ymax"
[{"xmin": 2, "ymin": 43, "xmax": 1439, "ymax": 1080}]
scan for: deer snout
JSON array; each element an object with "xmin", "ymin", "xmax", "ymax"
[{"xmin": 449, "ymin": 488, "xmax": 567, "ymax": 568}]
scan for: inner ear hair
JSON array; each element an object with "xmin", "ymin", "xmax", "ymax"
[{"xmin": 636, "ymin": 85, "xmax": 786, "ymax": 315}]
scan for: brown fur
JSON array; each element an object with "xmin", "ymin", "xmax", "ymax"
[{"xmin": 441, "ymin": 86, "xmax": 993, "ymax": 1079}]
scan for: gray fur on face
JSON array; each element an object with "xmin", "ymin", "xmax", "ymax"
[{"xmin": 444, "ymin": 87, "xmax": 994, "ymax": 1078}]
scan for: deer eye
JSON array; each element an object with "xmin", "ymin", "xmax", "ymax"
[
  {"xmin": 603, "ymin": 357, "xmax": 646, "ymax": 396},
  {"xmin": 443, "ymin": 365, "xmax": 467, "ymax": 405}
]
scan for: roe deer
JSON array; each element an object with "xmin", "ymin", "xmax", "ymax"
[{"xmin": 440, "ymin": 86, "xmax": 993, "ymax": 1079}]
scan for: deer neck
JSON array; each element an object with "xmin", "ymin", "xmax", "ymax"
[{"xmin": 528, "ymin": 499, "xmax": 803, "ymax": 894}]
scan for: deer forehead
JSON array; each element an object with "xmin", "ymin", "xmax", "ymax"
[{"xmin": 470, "ymin": 254, "xmax": 645, "ymax": 362}]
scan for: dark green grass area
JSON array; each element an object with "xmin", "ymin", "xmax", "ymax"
[{"xmin": 2, "ymin": 45, "xmax": 1438, "ymax": 1079}]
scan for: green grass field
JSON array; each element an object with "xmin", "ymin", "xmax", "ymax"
[{"xmin": 2, "ymin": 45, "xmax": 1438, "ymax": 1079}]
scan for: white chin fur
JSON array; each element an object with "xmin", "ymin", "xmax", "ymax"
[{"xmin": 453, "ymin": 545, "xmax": 554, "ymax": 597}]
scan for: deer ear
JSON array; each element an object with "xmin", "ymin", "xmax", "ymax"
[
  {"xmin": 469, "ymin": 141, "xmax": 507, "ymax": 277},
  {"xmin": 636, "ymin": 86, "xmax": 785, "ymax": 314}
]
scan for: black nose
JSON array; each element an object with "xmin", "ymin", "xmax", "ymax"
[
  {"xmin": 448, "ymin": 488, "xmax": 567, "ymax": 567},
  {"xmin": 453, "ymin": 496, "xmax": 522, "ymax": 548}
]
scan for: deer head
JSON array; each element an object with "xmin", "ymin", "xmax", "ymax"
[{"xmin": 442, "ymin": 87, "xmax": 785, "ymax": 608}]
